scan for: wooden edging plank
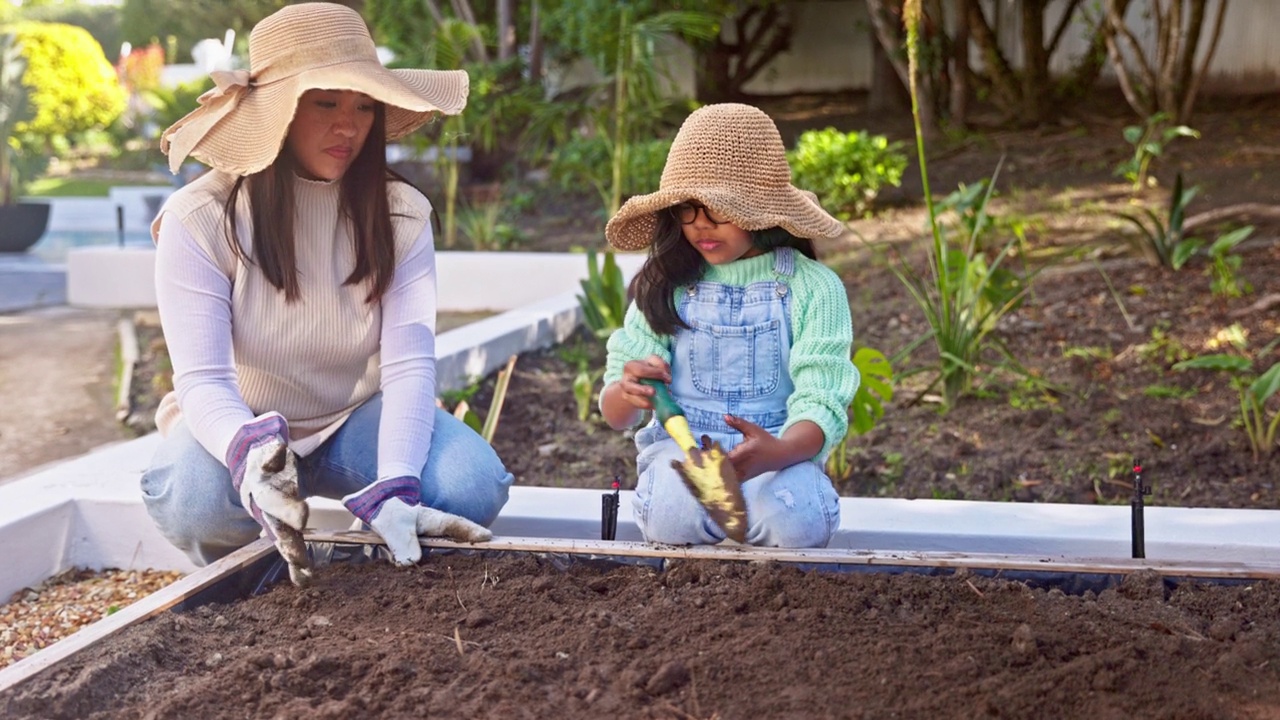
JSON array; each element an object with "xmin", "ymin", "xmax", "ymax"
[
  {"xmin": 0, "ymin": 539, "xmax": 275, "ymax": 694},
  {"xmin": 310, "ymin": 531, "xmax": 1280, "ymax": 582}
]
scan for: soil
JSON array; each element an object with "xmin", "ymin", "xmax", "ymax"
[{"xmin": 5, "ymin": 555, "xmax": 1280, "ymax": 719}]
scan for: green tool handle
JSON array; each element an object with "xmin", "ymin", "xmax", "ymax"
[{"xmin": 639, "ymin": 378, "xmax": 684, "ymax": 424}]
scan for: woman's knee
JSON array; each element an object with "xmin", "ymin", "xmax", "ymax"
[
  {"xmin": 141, "ymin": 428, "xmax": 255, "ymax": 561},
  {"xmin": 423, "ymin": 410, "xmax": 513, "ymax": 524}
]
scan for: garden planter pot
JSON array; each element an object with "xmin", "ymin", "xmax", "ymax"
[
  {"xmin": 2, "ymin": 540, "xmax": 1280, "ymax": 719},
  {"xmin": 0, "ymin": 202, "xmax": 50, "ymax": 254}
]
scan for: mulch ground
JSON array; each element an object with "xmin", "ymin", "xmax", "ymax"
[{"xmin": 4, "ymin": 554, "xmax": 1280, "ymax": 719}]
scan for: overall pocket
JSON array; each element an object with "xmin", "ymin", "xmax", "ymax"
[{"xmin": 689, "ymin": 318, "xmax": 782, "ymax": 398}]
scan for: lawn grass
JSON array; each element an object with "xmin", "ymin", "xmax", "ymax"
[{"xmin": 26, "ymin": 177, "xmax": 170, "ymax": 198}]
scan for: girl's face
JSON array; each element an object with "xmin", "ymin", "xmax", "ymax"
[
  {"xmin": 674, "ymin": 202, "xmax": 759, "ymax": 265},
  {"xmin": 285, "ymin": 89, "xmax": 376, "ymax": 181}
]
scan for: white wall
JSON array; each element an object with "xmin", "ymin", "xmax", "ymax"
[{"xmin": 552, "ymin": 0, "xmax": 1276, "ymax": 99}]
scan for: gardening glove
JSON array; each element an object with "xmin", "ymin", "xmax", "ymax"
[
  {"xmin": 227, "ymin": 413, "xmax": 313, "ymax": 586},
  {"xmin": 342, "ymin": 477, "xmax": 493, "ymax": 567}
]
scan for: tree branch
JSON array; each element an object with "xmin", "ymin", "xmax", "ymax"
[
  {"xmin": 964, "ymin": 0, "xmax": 1020, "ymax": 110},
  {"xmin": 1060, "ymin": 0, "xmax": 1123, "ymax": 102},
  {"xmin": 735, "ymin": 8, "xmax": 792, "ymax": 87},
  {"xmin": 863, "ymin": 0, "xmax": 912, "ymax": 91},
  {"xmin": 1179, "ymin": 0, "xmax": 1228, "ymax": 123},
  {"xmin": 449, "ymin": 0, "xmax": 488, "ymax": 63},
  {"xmin": 422, "ymin": 0, "xmax": 445, "ymax": 25},
  {"xmin": 1047, "ymin": 0, "xmax": 1083, "ymax": 57},
  {"xmin": 1175, "ymin": 0, "xmax": 1207, "ymax": 98},
  {"xmin": 1097, "ymin": 0, "xmax": 1150, "ymax": 116}
]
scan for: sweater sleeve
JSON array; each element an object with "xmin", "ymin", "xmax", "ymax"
[
  {"xmin": 783, "ymin": 261, "xmax": 859, "ymax": 460},
  {"xmin": 154, "ymin": 214, "xmax": 256, "ymax": 463},
  {"xmin": 603, "ymin": 301, "xmax": 672, "ymax": 387},
  {"xmin": 376, "ymin": 213, "xmax": 438, "ymax": 482}
]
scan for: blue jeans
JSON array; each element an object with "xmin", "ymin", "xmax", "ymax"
[
  {"xmin": 141, "ymin": 393, "xmax": 513, "ymax": 566},
  {"xmin": 632, "ymin": 424, "xmax": 840, "ymax": 547}
]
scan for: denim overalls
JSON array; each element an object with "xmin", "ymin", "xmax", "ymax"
[{"xmin": 633, "ymin": 248, "xmax": 841, "ymax": 546}]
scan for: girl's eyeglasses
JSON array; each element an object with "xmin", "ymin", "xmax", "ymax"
[{"xmin": 671, "ymin": 202, "xmax": 729, "ymax": 226}]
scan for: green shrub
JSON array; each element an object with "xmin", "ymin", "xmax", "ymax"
[
  {"xmin": 7, "ymin": 21, "xmax": 127, "ymax": 148},
  {"xmin": 788, "ymin": 128, "xmax": 907, "ymax": 220},
  {"xmin": 549, "ymin": 135, "xmax": 672, "ymax": 209},
  {"xmin": 144, "ymin": 77, "xmax": 214, "ymax": 134}
]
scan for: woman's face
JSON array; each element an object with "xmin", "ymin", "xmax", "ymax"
[
  {"xmin": 285, "ymin": 89, "xmax": 376, "ymax": 181},
  {"xmin": 675, "ymin": 202, "xmax": 759, "ymax": 265}
]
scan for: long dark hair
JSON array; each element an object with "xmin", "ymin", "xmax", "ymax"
[
  {"xmin": 633, "ymin": 209, "xmax": 818, "ymax": 335},
  {"xmin": 223, "ymin": 102, "xmax": 402, "ymax": 304}
]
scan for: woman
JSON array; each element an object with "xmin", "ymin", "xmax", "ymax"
[{"xmin": 142, "ymin": 2, "xmax": 512, "ymax": 584}]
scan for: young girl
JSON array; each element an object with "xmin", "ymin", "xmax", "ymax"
[
  {"xmin": 599, "ymin": 103, "xmax": 859, "ymax": 548},
  {"xmin": 142, "ymin": 3, "xmax": 511, "ymax": 580}
]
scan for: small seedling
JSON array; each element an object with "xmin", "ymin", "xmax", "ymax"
[
  {"xmin": 1114, "ymin": 111, "xmax": 1199, "ymax": 192},
  {"xmin": 1174, "ymin": 353, "xmax": 1280, "ymax": 461}
]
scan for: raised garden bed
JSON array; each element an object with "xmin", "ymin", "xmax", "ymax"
[{"xmin": 2, "ymin": 551, "xmax": 1279, "ymax": 718}]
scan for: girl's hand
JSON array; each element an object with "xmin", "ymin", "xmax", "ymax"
[
  {"xmin": 619, "ymin": 355, "xmax": 671, "ymax": 411},
  {"xmin": 724, "ymin": 416, "xmax": 825, "ymax": 481},
  {"xmin": 723, "ymin": 415, "xmax": 789, "ymax": 481}
]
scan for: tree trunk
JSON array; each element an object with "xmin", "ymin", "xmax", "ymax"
[
  {"xmin": 696, "ymin": 37, "xmax": 736, "ymax": 103},
  {"xmin": 528, "ymin": 0, "xmax": 542, "ymax": 82},
  {"xmin": 694, "ymin": 6, "xmax": 793, "ymax": 104},
  {"xmin": 949, "ymin": 0, "xmax": 969, "ymax": 126},
  {"xmin": 864, "ymin": 0, "xmax": 936, "ymax": 132},
  {"xmin": 450, "ymin": 0, "xmax": 489, "ymax": 63},
  {"xmin": 964, "ymin": 0, "xmax": 1021, "ymax": 116},
  {"xmin": 1019, "ymin": 0, "xmax": 1052, "ymax": 123},
  {"xmin": 1179, "ymin": 0, "xmax": 1228, "ymax": 123},
  {"xmin": 496, "ymin": 0, "xmax": 516, "ymax": 61},
  {"xmin": 869, "ymin": 28, "xmax": 909, "ymax": 112}
]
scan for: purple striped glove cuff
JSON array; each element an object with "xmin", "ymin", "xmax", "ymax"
[
  {"xmin": 227, "ymin": 413, "xmax": 289, "ymax": 491},
  {"xmin": 343, "ymin": 477, "xmax": 422, "ymax": 524}
]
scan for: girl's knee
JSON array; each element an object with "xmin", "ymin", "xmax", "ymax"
[
  {"xmin": 747, "ymin": 466, "xmax": 840, "ymax": 548},
  {"xmin": 633, "ymin": 466, "xmax": 720, "ymax": 545}
]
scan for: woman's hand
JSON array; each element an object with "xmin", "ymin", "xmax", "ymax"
[
  {"xmin": 724, "ymin": 416, "xmax": 824, "ymax": 481},
  {"xmin": 618, "ymin": 355, "xmax": 672, "ymax": 412}
]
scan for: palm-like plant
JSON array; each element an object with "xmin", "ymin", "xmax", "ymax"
[{"xmin": 1, "ymin": 32, "xmax": 34, "ymax": 206}]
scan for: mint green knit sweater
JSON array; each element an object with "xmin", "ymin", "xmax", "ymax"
[{"xmin": 604, "ymin": 251, "xmax": 859, "ymax": 459}]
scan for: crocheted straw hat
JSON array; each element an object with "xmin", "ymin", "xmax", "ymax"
[
  {"xmin": 160, "ymin": 2, "xmax": 468, "ymax": 175},
  {"xmin": 605, "ymin": 103, "xmax": 845, "ymax": 251}
]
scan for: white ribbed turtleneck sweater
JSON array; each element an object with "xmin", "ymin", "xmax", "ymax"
[{"xmin": 150, "ymin": 169, "xmax": 438, "ymax": 482}]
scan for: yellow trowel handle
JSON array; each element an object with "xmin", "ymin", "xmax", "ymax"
[{"xmin": 640, "ymin": 378, "xmax": 697, "ymax": 451}]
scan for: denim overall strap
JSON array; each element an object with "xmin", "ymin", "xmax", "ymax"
[{"xmin": 669, "ymin": 247, "xmax": 796, "ymax": 435}]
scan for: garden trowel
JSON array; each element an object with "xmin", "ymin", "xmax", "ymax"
[{"xmin": 640, "ymin": 378, "xmax": 748, "ymax": 543}]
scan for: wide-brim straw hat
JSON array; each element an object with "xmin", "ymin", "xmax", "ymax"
[
  {"xmin": 160, "ymin": 2, "xmax": 468, "ymax": 176},
  {"xmin": 605, "ymin": 103, "xmax": 846, "ymax": 251}
]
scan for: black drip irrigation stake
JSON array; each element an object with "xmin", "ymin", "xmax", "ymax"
[
  {"xmin": 1131, "ymin": 460, "xmax": 1151, "ymax": 559},
  {"xmin": 601, "ymin": 475, "xmax": 621, "ymax": 541}
]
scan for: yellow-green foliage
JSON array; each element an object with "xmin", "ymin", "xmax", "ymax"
[{"xmin": 7, "ymin": 21, "xmax": 126, "ymax": 141}]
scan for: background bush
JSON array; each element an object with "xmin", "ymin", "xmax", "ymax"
[
  {"xmin": 549, "ymin": 136, "xmax": 672, "ymax": 201},
  {"xmin": 789, "ymin": 127, "xmax": 907, "ymax": 220},
  {"xmin": 8, "ymin": 22, "xmax": 126, "ymax": 150}
]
